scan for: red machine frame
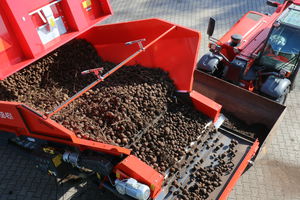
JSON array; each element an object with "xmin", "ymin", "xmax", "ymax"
[{"xmin": 0, "ymin": 17, "xmax": 223, "ymax": 198}]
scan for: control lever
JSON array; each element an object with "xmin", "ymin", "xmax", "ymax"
[
  {"xmin": 81, "ymin": 67, "xmax": 104, "ymax": 79},
  {"xmin": 125, "ymin": 39, "xmax": 146, "ymax": 51}
]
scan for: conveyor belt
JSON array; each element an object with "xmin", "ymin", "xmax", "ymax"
[{"xmin": 155, "ymin": 125, "xmax": 254, "ymax": 200}]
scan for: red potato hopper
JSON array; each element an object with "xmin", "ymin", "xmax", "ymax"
[
  {"xmin": 0, "ymin": 18, "xmax": 223, "ymax": 198},
  {"xmin": 0, "ymin": 18, "xmax": 210, "ymax": 154}
]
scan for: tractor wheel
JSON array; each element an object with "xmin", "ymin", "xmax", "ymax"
[{"xmin": 275, "ymin": 85, "xmax": 290, "ymax": 105}]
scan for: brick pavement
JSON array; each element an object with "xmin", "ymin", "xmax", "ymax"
[
  {"xmin": 228, "ymin": 78, "xmax": 300, "ymax": 200},
  {"xmin": 0, "ymin": 0, "xmax": 299, "ymax": 200}
]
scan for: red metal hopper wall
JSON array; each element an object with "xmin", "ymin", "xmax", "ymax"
[
  {"xmin": 0, "ymin": 0, "xmax": 112, "ymax": 80},
  {"xmin": 78, "ymin": 18, "xmax": 201, "ymax": 92},
  {"xmin": 0, "ymin": 19, "xmax": 205, "ymax": 156}
]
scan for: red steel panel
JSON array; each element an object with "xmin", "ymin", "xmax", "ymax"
[
  {"xmin": 115, "ymin": 155, "xmax": 164, "ymax": 198},
  {"xmin": 78, "ymin": 18, "xmax": 201, "ymax": 92},
  {"xmin": 190, "ymin": 90, "xmax": 222, "ymax": 122},
  {"xmin": 0, "ymin": 0, "xmax": 112, "ymax": 80},
  {"xmin": 0, "ymin": 101, "xmax": 131, "ymax": 156}
]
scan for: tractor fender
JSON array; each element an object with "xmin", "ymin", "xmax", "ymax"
[
  {"xmin": 260, "ymin": 76, "xmax": 291, "ymax": 99},
  {"xmin": 197, "ymin": 52, "xmax": 223, "ymax": 73}
]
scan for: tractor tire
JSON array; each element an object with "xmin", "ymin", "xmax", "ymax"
[{"xmin": 275, "ymin": 85, "xmax": 290, "ymax": 105}]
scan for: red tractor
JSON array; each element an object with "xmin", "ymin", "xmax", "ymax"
[{"xmin": 197, "ymin": 0, "xmax": 300, "ymax": 104}]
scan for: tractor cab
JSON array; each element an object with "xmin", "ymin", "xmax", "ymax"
[
  {"xmin": 257, "ymin": 4, "xmax": 300, "ymax": 75},
  {"xmin": 253, "ymin": 3, "xmax": 300, "ymax": 103},
  {"xmin": 198, "ymin": 1, "xmax": 300, "ymax": 104}
]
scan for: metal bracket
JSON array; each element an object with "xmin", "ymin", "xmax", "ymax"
[
  {"xmin": 28, "ymin": 0, "xmax": 62, "ymax": 31},
  {"xmin": 125, "ymin": 39, "xmax": 146, "ymax": 51},
  {"xmin": 214, "ymin": 113, "xmax": 226, "ymax": 129},
  {"xmin": 81, "ymin": 67, "xmax": 104, "ymax": 79}
]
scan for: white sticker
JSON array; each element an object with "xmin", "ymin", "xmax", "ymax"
[{"xmin": 0, "ymin": 112, "xmax": 14, "ymax": 120}]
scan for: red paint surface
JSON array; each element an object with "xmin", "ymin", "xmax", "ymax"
[
  {"xmin": 0, "ymin": 0, "xmax": 112, "ymax": 80},
  {"xmin": 190, "ymin": 90, "xmax": 222, "ymax": 122},
  {"xmin": 0, "ymin": 101, "xmax": 131, "ymax": 156},
  {"xmin": 115, "ymin": 155, "xmax": 164, "ymax": 198},
  {"xmin": 78, "ymin": 18, "xmax": 201, "ymax": 91}
]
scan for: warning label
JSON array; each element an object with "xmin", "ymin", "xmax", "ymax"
[{"xmin": 0, "ymin": 112, "xmax": 14, "ymax": 120}]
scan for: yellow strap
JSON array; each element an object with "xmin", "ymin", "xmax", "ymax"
[
  {"xmin": 49, "ymin": 17, "xmax": 56, "ymax": 27},
  {"xmin": 52, "ymin": 154, "xmax": 62, "ymax": 167},
  {"xmin": 82, "ymin": 0, "xmax": 92, "ymax": 9}
]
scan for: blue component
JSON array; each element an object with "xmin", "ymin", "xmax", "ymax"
[{"xmin": 260, "ymin": 76, "xmax": 291, "ymax": 98}]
